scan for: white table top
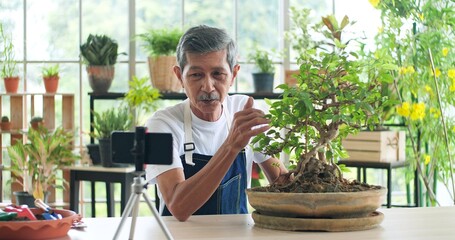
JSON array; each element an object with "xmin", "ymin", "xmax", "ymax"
[
  {"xmin": 63, "ymin": 206, "xmax": 454, "ymax": 240},
  {"xmin": 65, "ymin": 165, "xmax": 135, "ymax": 173}
]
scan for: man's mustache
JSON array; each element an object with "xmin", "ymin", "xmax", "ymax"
[{"xmin": 197, "ymin": 92, "xmax": 220, "ymax": 101}]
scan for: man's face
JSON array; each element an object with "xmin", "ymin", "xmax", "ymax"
[{"xmin": 174, "ymin": 50, "xmax": 240, "ymax": 121}]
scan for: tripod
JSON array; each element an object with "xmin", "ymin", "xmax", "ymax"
[
  {"xmin": 113, "ymin": 127, "xmax": 173, "ymax": 240},
  {"xmin": 113, "ymin": 171, "xmax": 173, "ymax": 240}
]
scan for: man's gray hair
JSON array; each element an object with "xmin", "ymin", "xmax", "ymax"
[{"xmin": 176, "ymin": 25, "xmax": 237, "ymax": 72}]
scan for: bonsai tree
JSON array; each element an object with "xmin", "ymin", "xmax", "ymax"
[
  {"xmin": 251, "ymin": 13, "xmax": 395, "ymax": 192},
  {"xmin": 137, "ymin": 28, "xmax": 183, "ymax": 92},
  {"xmin": 42, "ymin": 64, "xmax": 60, "ymax": 93},
  {"xmin": 7, "ymin": 126, "xmax": 79, "ymax": 201},
  {"xmin": 80, "ymin": 34, "xmax": 124, "ymax": 93},
  {"xmin": 0, "ymin": 23, "xmax": 19, "ymax": 93},
  {"xmin": 248, "ymin": 46, "xmax": 276, "ymax": 93}
]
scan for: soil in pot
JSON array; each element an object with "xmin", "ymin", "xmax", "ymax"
[{"xmin": 247, "ymin": 157, "xmax": 386, "ymax": 231}]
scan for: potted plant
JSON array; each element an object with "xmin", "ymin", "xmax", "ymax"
[
  {"xmin": 247, "ymin": 12, "xmax": 394, "ymax": 231},
  {"xmin": 137, "ymin": 28, "xmax": 182, "ymax": 92},
  {"xmin": 42, "ymin": 64, "xmax": 59, "ymax": 93},
  {"xmin": 7, "ymin": 126, "xmax": 79, "ymax": 206},
  {"xmin": 30, "ymin": 116, "xmax": 44, "ymax": 130},
  {"xmin": 80, "ymin": 34, "xmax": 123, "ymax": 93},
  {"xmin": 371, "ymin": 0, "xmax": 455, "ymax": 206},
  {"xmin": 90, "ymin": 106, "xmax": 131, "ymax": 167},
  {"xmin": 121, "ymin": 75, "xmax": 161, "ymax": 125},
  {"xmin": 248, "ymin": 46, "xmax": 275, "ymax": 93},
  {"xmin": 0, "ymin": 23, "xmax": 20, "ymax": 93},
  {"xmin": 1, "ymin": 115, "xmax": 12, "ymax": 131}
]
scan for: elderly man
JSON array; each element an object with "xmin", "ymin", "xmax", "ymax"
[{"xmin": 145, "ymin": 25, "xmax": 287, "ymax": 221}]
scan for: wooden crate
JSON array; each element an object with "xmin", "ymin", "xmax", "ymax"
[{"xmin": 342, "ymin": 131, "xmax": 405, "ymax": 162}]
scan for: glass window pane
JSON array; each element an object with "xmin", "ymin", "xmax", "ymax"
[
  {"xmin": 184, "ymin": 0, "xmax": 234, "ymax": 33},
  {"xmin": 136, "ymin": 0, "xmax": 182, "ymax": 60},
  {"xmin": 26, "ymin": 0, "xmax": 79, "ymax": 61},
  {"xmin": 237, "ymin": 0, "xmax": 279, "ymax": 61},
  {"xmin": 0, "ymin": 1, "xmax": 25, "ymax": 61},
  {"xmin": 81, "ymin": 0, "xmax": 129, "ymax": 91},
  {"xmin": 334, "ymin": 0, "xmax": 381, "ymax": 51}
]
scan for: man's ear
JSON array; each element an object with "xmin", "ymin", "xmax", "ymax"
[
  {"xmin": 230, "ymin": 64, "xmax": 241, "ymax": 86},
  {"xmin": 173, "ymin": 65, "xmax": 183, "ymax": 86}
]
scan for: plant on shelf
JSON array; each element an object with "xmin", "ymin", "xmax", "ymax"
[
  {"xmin": 90, "ymin": 106, "xmax": 131, "ymax": 167},
  {"xmin": 42, "ymin": 64, "xmax": 59, "ymax": 93},
  {"xmin": 1, "ymin": 115, "xmax": 11, "ymax": 131},
  {"xmin": 247, "ymin": 11, "xmax": 394, "ymax": 231},
  {"xmin": 248, "ymin": 46, "xmax": 276, "ymax": 93},
  {"xmin": 0, "ymin": 23, "xmax": 20, "ymax": 93},
  {"xmin": 30, "ymin": 116, "xmax": 44, "ymax": 130},
  {"xmin": 371, "ymin": 0, "xmax": 455, "ymax": 206},
  {"xmin": 7, "ymin": 126, "xmax": 79, "ymax": 205},
  {"xmin": 80, "ymin": 34, "xmax": 124, "ymax": 93},
  {"xmin": 137, "ymin": 27, "xmax": 182, "ymax": 92},
  {"xmin": 122, "ymin": 75, "xmax": 161, "ymax": 125}
]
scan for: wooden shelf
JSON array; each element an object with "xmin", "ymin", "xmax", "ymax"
[{"xmin": 0, "ymin": 93, "xmax": 75, "ymax": 205}]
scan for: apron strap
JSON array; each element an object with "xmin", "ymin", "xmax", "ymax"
[
  {"xmin": 183, "ymin": 100, "xmax": 231, "ymax": 166},
  {"xmin": 184, "ymin": 102, "xmax": 195, "ymax": 166}
]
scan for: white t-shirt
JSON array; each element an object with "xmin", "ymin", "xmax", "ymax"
[{"xmin": 145, "ymin": 94, "xmax": 270, "ymax": 187}]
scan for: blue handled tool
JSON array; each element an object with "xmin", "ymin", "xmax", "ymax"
[{"xmin": 34, "ymin": 199, "xmax": 62, "ymax": 220}]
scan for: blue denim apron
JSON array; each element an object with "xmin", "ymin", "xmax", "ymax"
[{"xmin": 162, "ymin": 101, "xmax": 248, "ymax": 216}]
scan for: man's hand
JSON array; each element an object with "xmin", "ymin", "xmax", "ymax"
[{"xmin": 225, "ymin": 97, "xmax": 270, "ymax": 151}]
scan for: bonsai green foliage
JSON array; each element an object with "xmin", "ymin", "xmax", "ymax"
[
  {"xmin": 2, "ymin": 116, "xmax": 9, "ymax": 122},
  {"xmin": 80, "ymin": 34, "xmax": 123, "ymax": 66},
  {"xmin": 372, "ymin": 0, "xmax": 455, "ymax": 205},
  {"xmin": 248, "ymin": 47, "xmax": 275, "ymax": 74},
  {"xmin": 91, "ymin": 106, "xmax": 131, "ymax": 140},
  {"xmin": 0, "ymin": 23, "xmax": 17, "ymax": 78},
  {"xmin": 42, "ymin": 64, "xmax": 59, "ymax": 78},
  {"xmin": 252, "ymin": 11, "xmax": 394, "ymax": 188},
  {"xmin": 7, "ymin": 127, "xmax": 79, "ymax": 199},
  {"xmin": 137, "ymin": 28, "xmax": 182, "ymax": 57},
  {"xmin": 122, "ymin": 76, "xmax": 161, "ymax": 125}
]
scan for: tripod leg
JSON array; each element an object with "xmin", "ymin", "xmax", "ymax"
[
  {"xmin": 129, "ymin": 191, "xmax": 142, "ymax": 240},
  {"xmin": 142, "ymin": 190, "xmax": 174, "ymax": 240},
  {"xmin": 113, "ymin": 193, "xmax": 139, "ymax": 240}
]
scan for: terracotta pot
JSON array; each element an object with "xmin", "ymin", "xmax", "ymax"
[
  {"xmin": 0, "ymin": 208, "xmax": 78, "ymax": 240},
  {"xmin": 86, "ymin": 65, "xmax": 115, "ymax": 93},
  {"xmin": 1, "ymin": 121, "xmax": 12, "ymax": 131},
  {"xmin": 246, "ymin": 187, "xmax": 386, "ymax": 218},
  {"xmin": 43, "ymin": 76, "xmax": 59, "ymax": 93},
  {"xmin": 4, "ymin": 76, "xmax": 20, "ymax": 93}
]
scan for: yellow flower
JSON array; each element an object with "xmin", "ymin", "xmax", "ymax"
[
  {"xmin": 442, "ymin": 47, "xmax": 449, "ymax": 57},
  {"xmin": 419, "ymin": 13, "xmax": 424, "ymax": 21},
  {"xmin": 423, "ymin": 154, "xmax": 431, "ymax": 165},
  {"xmin": 407, "ymin": 66, "xmax": 415, "ymax": 74},
  {"xmin": 378, "ymin": 26, "xmax": 384, "ymax": 33},
  {"xmin": 435, "ymin": 68, "xmax": 441, "ymax": 77},
  {"xmin": 450, "ymin": 84, "xmax": 455, "ymax": 92},
  {"xmin": 430, "ymin": 107, "xmax": 440, "ymax": 119},
  {"xmin": 430, "ymin": 68, "xmax": 441, "ymax": 77},
  {"xmin": 369, "ymin": 0, "xmax": 380, "ymax": 8},
  {"xmin": 410, "ymin": 102, "xmax": 426, "ymax": 121},
  {"xmin": 397, "ymin": 102, "xmax": 411, "ymax": 117},
  {"xmin": 424, "ymin": 85, "xmax": 433, "ymax": 96},
  {"xmin": 448, "ymin": 69, "xmax": 455, "ymax": 79}
]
